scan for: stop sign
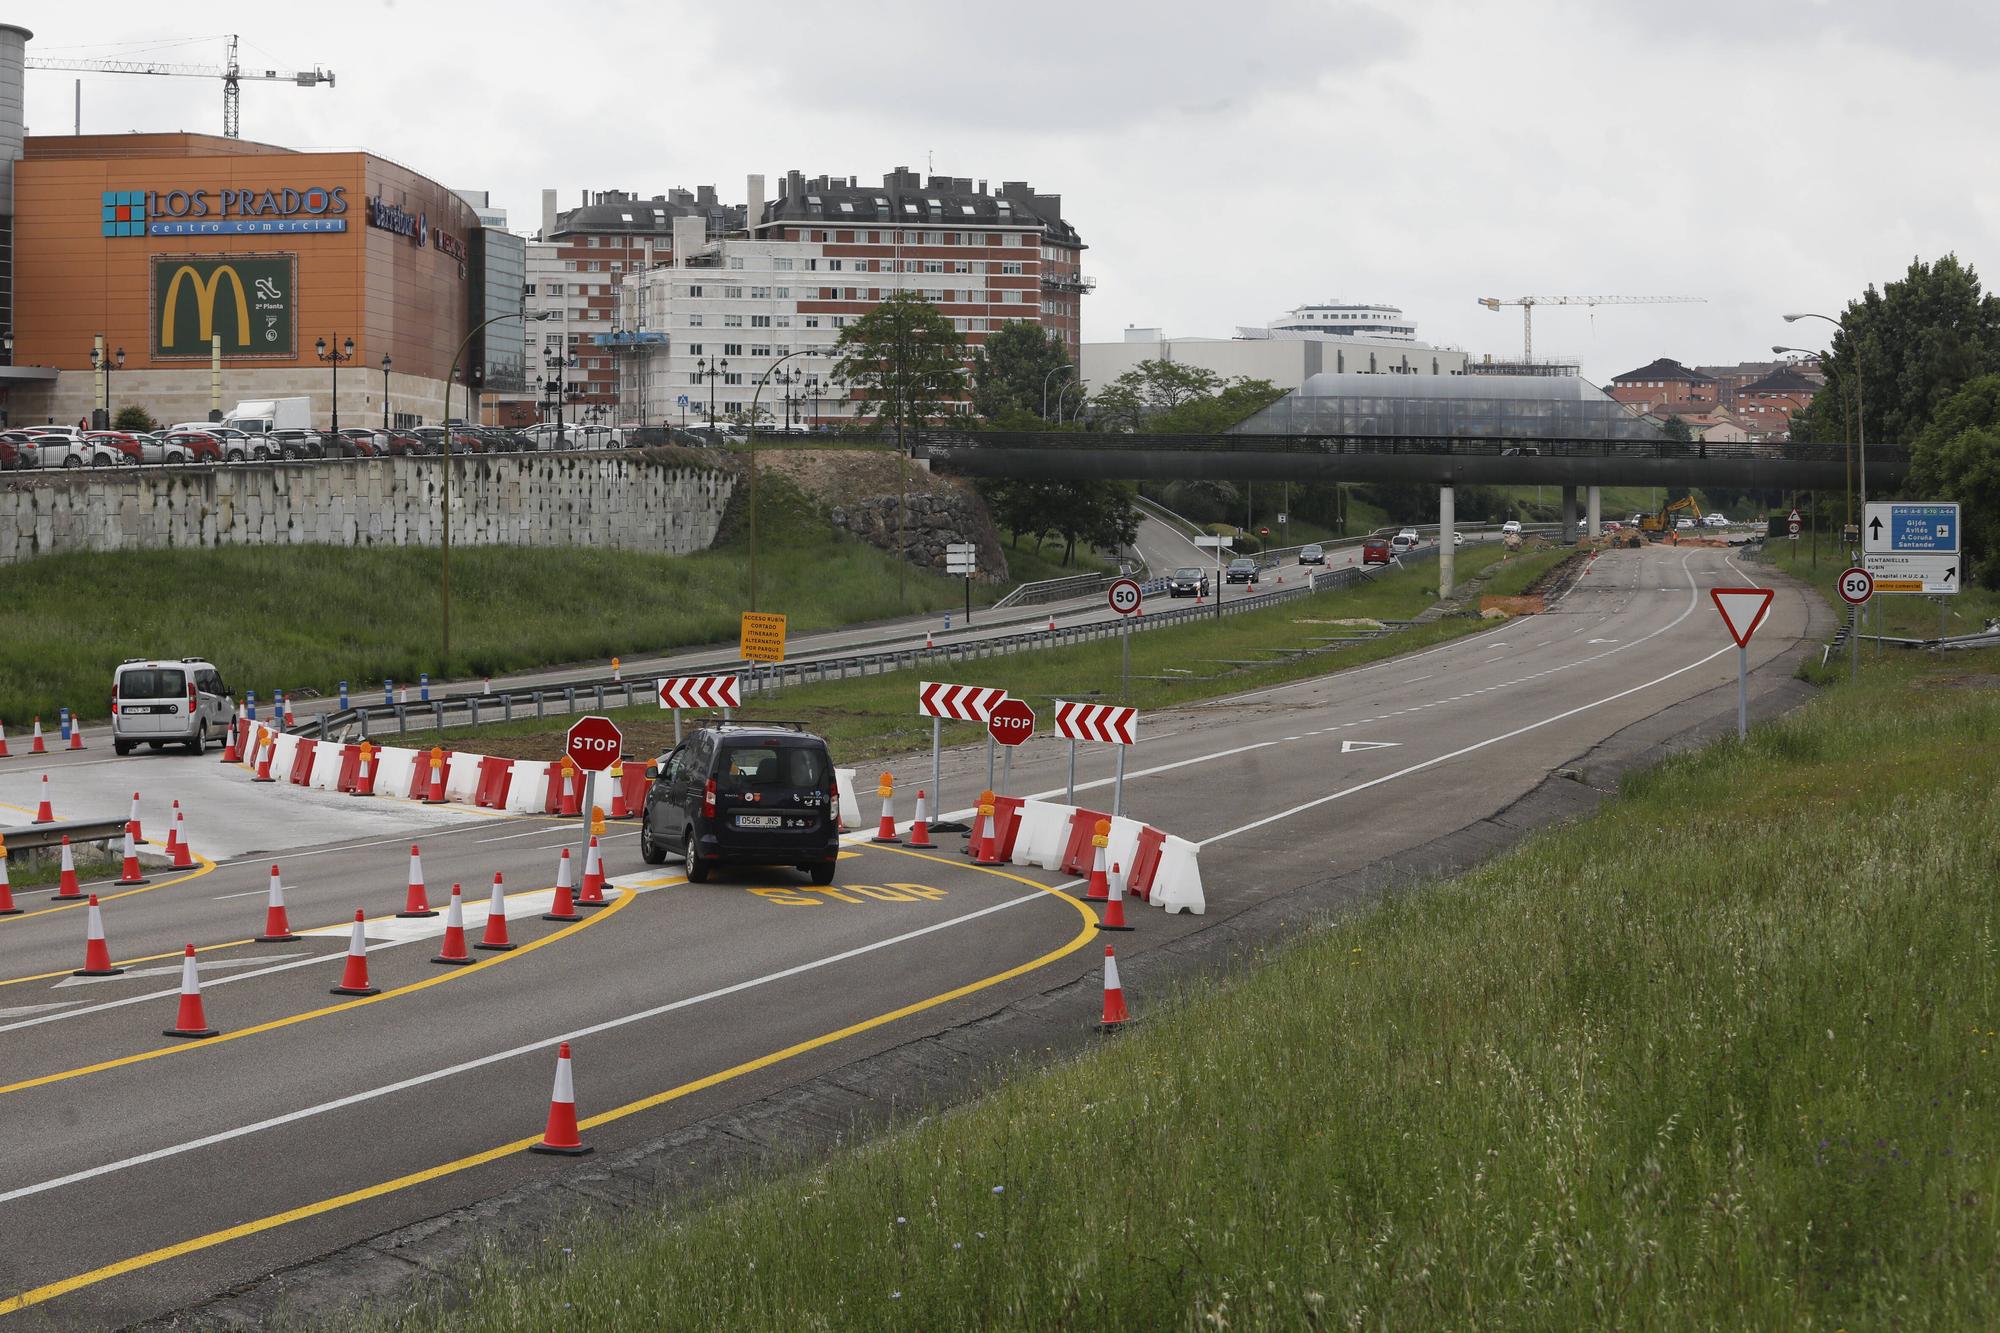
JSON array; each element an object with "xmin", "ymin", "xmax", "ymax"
[
  {"xmin": 987, "ymin": 698, "xmax": 1035, "ymax": 747},
  {"xmin": 565, "ymin": 715, "xmax": 623, "ymax": 771}
]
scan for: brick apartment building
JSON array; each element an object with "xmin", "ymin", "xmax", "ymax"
[{"xmin": 1606, "ymin": 357, "xmax": 1718, "ymax": 414}]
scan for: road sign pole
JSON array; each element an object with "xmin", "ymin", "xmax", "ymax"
[
  {"xmin": 1066, "ymin": 738, "xmax": 1077, "ymax": 805},
  {"xmin": 1736, "ymin": 645, "xmax": 1747, "ymax": 741},
  {"xmin": 673, "ymin": 706, "xmax": 682, "ymax": 745},
  {"xmin": 1851, "ymin": 605, "xmax": 1859, "ymax": 681},
  {"xmin": 931, "ymin": 716, "xmax": 942, "ymax": 818},
  {"xmin": 1112, "ymin": 743, "xmax": 1126, "ymax": 818},
  {"xmin": 583, "ymin": 770, "xmax": 598, "ymax": 827},
  {"xmin": 1121, "ymin": 620, "xmax": 1130, "ymax": 705},
  {"xmin": 1001, "ymin": 744, "xmax": 1011, "ymax": 797},
  {"xmin": 985, "ymin": 735, "xmax": 995, "ymax": 791},
  {"xmin": 964, "ymin": 574, "xmax": 971, "ymax": 626}
]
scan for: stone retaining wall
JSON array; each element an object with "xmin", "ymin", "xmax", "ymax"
[{"xmin": 0, "ymin": 451, "xmax": 735, "ymax": 564}]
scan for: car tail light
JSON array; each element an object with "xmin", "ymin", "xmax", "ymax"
[
  {"xmin": 828, "ymin": 777, "xmax": 839, "ymax": 818},
  {"xmin": 702, "ymin": 778, "xmax": 716, "ymax": 818},
  {"xmin": 188, "ymin": 681, "xmax": 198, "ymax": 714},
  {"xmin": 111, "ymin": 680, "xmax": 119, "ymax": 716}
]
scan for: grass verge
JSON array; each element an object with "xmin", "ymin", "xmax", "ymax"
[
  {"xmin": 387, "ymin": 546, "xmax": 1568, "ymax": 769},
  {"xmin": 373, "ymin": 635, "xmax": 2000, "ymax": 1331},
  {"xmin": 1759, "ymin": 535, "xmax": 1998, "ymax": 638}
]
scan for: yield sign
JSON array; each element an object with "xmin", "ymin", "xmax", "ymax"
[{"xmin": 1710, "ymin": 587, "xmax": 1775, "ymax": 648}]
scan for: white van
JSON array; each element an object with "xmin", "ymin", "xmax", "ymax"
[{"xmin": 111, "ymin": 658, "xmax": 235, "ymax": 756}]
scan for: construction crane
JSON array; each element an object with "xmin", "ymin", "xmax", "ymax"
[
  {"xmin": 27, "ymin": 35, "xmax": 334, "ymax": 139},
  {"xmin": 1476, "ymin": 295, "xmax": 1706, "ymax": 362}
]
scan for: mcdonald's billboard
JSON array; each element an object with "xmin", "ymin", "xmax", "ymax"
[{"xmin": 148, "ymin": 254, "xmax": 298, "ymax": 361}]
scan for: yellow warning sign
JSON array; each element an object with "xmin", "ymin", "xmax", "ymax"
[
  {"xmin": 740, "ymin": 611, "xmax": 788, "ymax": 663},
  {"xmin": 1874, "ymin": 578, "xmax": 1924, "ymax": 593}
]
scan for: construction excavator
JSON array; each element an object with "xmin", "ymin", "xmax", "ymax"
[{"xmin": 1638, "ymin": 495, "xmax": 1705, "ymax": 534}]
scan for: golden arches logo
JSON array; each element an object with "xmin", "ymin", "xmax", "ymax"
[{"xmin": 159, "ymin": 264, "xmax": 252, "ymax": 348}]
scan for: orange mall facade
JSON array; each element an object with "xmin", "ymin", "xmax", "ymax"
[{"xmin": 5, "ymin": 132, "xmax": 506, "ymax": 431}]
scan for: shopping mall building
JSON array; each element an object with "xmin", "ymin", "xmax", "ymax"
[{"xmin": 0, "ymin": 25, "xmax": 524, "ymax": 431}]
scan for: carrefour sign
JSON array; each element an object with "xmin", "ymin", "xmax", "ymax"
[
  {"xmin": 365, "ymin": 195, "xmax": 467, "ymax": 264},
  {"xmin": 104, "ymin": 187, "xmax": 349, "ymax": 238}
]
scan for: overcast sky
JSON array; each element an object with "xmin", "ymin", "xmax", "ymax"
[{"xmin": 21, "ymin": 0, "xmax": 1999, "ymax": 383}]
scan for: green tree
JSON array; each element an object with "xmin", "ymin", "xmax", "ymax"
[
  {"xmin": 1908, "ymin": 374, "xmax": 2000, "ymax": 588},
  {"xmin": 976, "ymin": 477, "xmax": 1139, "ymax": 566},
  {"xmin": 1792, "ymin": 254, "xmax": 2000, "ymax": 447},
  {"xmin": 113, "ymin": 405, "xmax": 158, "ymax": 433},
  {"xmin": 970, "ymin": 322, "xmax": 1070, "ymax": 421},
  {"xmin": 830, "ymin": 292, "xmax": 967, "ymax": 447},
  {"xmin": 1662, "ymin": 416, "xmax": 1694, "ymax": 443},
  {"xmin": 1088, "ymin": 361, "xmax": 1285, "ymax": 433}
]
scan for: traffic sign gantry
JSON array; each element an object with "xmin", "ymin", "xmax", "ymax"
[
  {"xmin": 1837, "ymin": 566, "xmax": 1874, "ymax": 607},
  {"xmin": 987, "ymin": 698, "xmax": 1035, "ymax": 747},
  {"xmin": 564, "ymin": 716, "xmax": 623, "ymax": 772},
  {"xmin": 1107, "ymin": 577, "xmax": 1142, "ymax": 617}
]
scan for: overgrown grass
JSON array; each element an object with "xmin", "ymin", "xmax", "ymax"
[
  {"xmin": 1759, "ymin": 534, "xmax": 1998, "ymax": 639},
  {"xmin": 375, "ymin": 639, "xmax": 2000, "ymax": 1332},
  {"xmin": 0, "ymin": 473, "xmax": 996, "ymax": 725},
  {"xmin": 389, "ymin": 546, "xmax": 1568, "ymax": 769},
  {"xmin": 1, "ymin": 853, "xmax": 119, "ymax": 890}
]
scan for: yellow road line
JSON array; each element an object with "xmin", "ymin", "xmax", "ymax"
[
  {"xmin": 0, "ymin": 857, "xmax": 1092, "ymax": 1317},
  {"xmin": 0, "ymin": 888, "xmax": 638, "ymax": 1099},
  {"xmin": 1, "ymin": 854, "xmax": 217, "ymax": 928}
]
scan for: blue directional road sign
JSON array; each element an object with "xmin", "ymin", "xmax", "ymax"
[{"xmin": 1864, "ymin": 501, "xmax": 1958, "ymax": 555}]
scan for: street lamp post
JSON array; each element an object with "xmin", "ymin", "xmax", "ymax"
[
  {"xmin": 441, "ymin": 311, "xmax": 555, "ymax": 669},
  {"xmin": 315, "ymin": 335, "xmax": 356, "ymax": 435},
  {"xmin": 806, "ymin": 374, "xmax": 822, "ymax": 430},
  {"xmin": 695, "ymin": 356, "xmax": 728, "ymax": 431},
  {"xmin": 1783, "ymin": 313, "xmax": 1866, "ymax": 533},
  {"xmin": 90, "ymin": 343, "xmax": 125, "ymax": 428},
  {"xmin": 748, "ymin": 348, "xmax": 823, "ymax": 610},
  {"xmin": 1040, "ymin": 363, "xmax": 1072, "ymax": 419},
  {"xmin": 380, "ymin": 353, "xmax": 393, "ymax": 430},
  {"xmin": 1056, "ymin": 378, "xmax": 1087, "ymax": 424}
]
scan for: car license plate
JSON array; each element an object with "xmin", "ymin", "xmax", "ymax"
[{"xmin": 735, "ymin": 814, "xmax": 783, "ymax": 829}]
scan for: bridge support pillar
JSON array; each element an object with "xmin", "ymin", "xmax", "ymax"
[
  {"xmin": 1587, "ymin": 485, "xmax": 1601, "ymax": 539},
  {"xmin": 1439, "ymin": 485, "xmax": 1455, "ymax": 598},
  {"xmin": 1561, "ymin": 485, "xmax": 1578, "ymax": 544}
]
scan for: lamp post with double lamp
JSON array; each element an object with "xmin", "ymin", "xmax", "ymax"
[
  {"xmin": 694, "ymin": 356, "xmax": 728, "ymax": 433},
  {"xmin": 439, "ymin": 310, "xmax": 556, "ymax": 669},
  {"xmin": 747, "ymin": 348, "xmax": 823, "ymax": 610},
  {"xmin": 315, "ymin": 335, "xmax": 356, "ymax": 436},
  {"xmin": 1774, "ymin": 344, "xmax": 1833, "ymax": 565},
  {"xmin": 1056, "ymin": 377, "xmax": 1088, "ymax": 424},
  {"xmin": 1782, "ymin": 313, "xmax": 1867, "ymax": 536},
  {"xmin": 379, "ymin": 354, "xmax": 392, "ymax": 430},
  {"xmin": 89, "ymin": 343, "xmax": 125, "ymax": 428},
  {"xmin": 1040, "ymin": 363, "xmax": 1072, "ymax": 419}
]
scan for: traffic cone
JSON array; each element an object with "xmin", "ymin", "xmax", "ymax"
[
  {"xmin": 1084, "ymin": 819, "xmax": 1111, "ymax": 901},
  {"xmin": 219, "ymin": 711, "xmax": 242, "ymax": 763},
  {"xmin": 576, "ymin": 836, "xmax": 607, "ymax": 907},
  {"xmin": 431, "ymin": 885, "xmax": 475, "ymax": 965},
  {"xmin": 423, "ymin": 751, "xmax": 449, "ymax": 804},
  {"xmin": 0, "ymin": 843, "xmax": 19, "ymax": 915},
  {"xmin": 973, "ymin": 791, "xmax": 1001, "ymax": 865},
  {"xmin": 170, "ymin": 807, "xmax": 194, "ymax": 869},
  {"xmin": 0, "ymin": 718, "xmax": 9, "ymax": 758},
  {"xmin": 925, "ymin": 630, "xmax": 934, "ymax": 650},
  {"xmin": 75, "ymin": 895, "xmax": 122, "ymax": 976},
  {"xmin": 1098, "ymin": 944, "xmax": 1130, "ymax": 1031},
  {"xmin": 964, "ymin": 797, "xmax": 988, "ymax": 859},
  {"xmin": 163, "ymin": 800, "xmax": 181, "ymax": 856},
  {"xmin": 128, "ymin": 792, "xmax": 145, "ymax": 844},
  {"xmin": 251, "ymin": 729, "xmax": 277, "ymax": 782},
  {"xmin": 528, "ymin": 1042, "xmax": 592, "ymax": 1155},
  {"xmin": 162, "ymin": 944, "xmax": 219, "ymax": 1039},
  {"xmin": 115, "ymin": 821, "xmax": 150, "ymax": 886},
  {"xmin": 543, "ymin": 847, "xmax": 581, "ymax": 921},
  {"xmin": 30, "ymin": 717, "xmax": 45, "ymax": 754},
  {"xmin": 907, "ymin": 790, "xmax": 935, "ymax": 848},
  {"xmin": 33, "ymin": 773, "xmax": 55, "ymax": 824},
  {"xmin": 398, "ymin": 844, "xmax": 436, "ymax": 918},
  {"xmin": 476, "ymin": 873, "xmax": 515, "ymax": 951},
  {"xmin": 608, "ymin": 763, "xmax": 631, "ymax": 819},
  {"xmin": 1097, "ymin": 862, "xmax": 1133, "ymax": 931},
  {"xmin": 1048, "ymin": 614, "xmax": 1057, "ymax": 632},
  {"xmin": 873, "ymin": 773, "xmax": 901, "ymax": 844},
  {"xmin": 51, "ymin": 835, "xmax": 85, "ymax": 900},
  {"xmin": 351, "ymin": 746, "xmax": 374, "ymax": 797},
  {"xmin": 330, "ymin": 910, "xmax": 379, "ymax": 996},
  {"xmin": 558, "ymin": 764, "xmax": 580, "ymax": 817},
  {"xmin": 256, "ymin": 865, "xmax": 299, "ymax": 942},
  {"xmin": 67, "ymin": 717, "xmax": 85, "ymax": 751}
]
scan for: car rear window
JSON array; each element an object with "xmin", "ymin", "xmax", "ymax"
[
  {"xmin": 119, "ymin": 668, "xmax": 186, "ymax": 698},
  {"xmin": 718, "ymin": 744, "xmax": 830, "ymax": 789}
]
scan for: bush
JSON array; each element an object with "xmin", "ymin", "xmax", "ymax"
[{"xmin": 113, "ymin": 405, "xmax": 158, "ymax": 433}]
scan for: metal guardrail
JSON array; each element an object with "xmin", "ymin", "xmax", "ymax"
[
  {"xmin": 992, "ymin": 571, "xmax": 1116, "ymax": 609},
  {"xmin": 0, "ymin": 819, "xmax": 131, "ymax": 857}
]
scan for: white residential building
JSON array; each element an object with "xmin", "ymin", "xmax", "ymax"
[{"xmin": 1084, "ymin": 321, "xmax": 1468, "ymax": 396}]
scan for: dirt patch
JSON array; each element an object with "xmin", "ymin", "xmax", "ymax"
[
  {"xmin": 751, "ymin": 449, "xmax": 970, "ymax": 510},
  {"xmin": 1478, "ymin": 594, "xmax": 1545, "ymax": 616}
]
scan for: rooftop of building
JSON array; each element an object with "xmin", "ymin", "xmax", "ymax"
[
  {"xmin": 756, "ymin": 167, "xmax": 1081, "ymax": 246},
  {"xmin": 1737, "ymin": 365, "xmax": 1821, "ymax": 395},
  {"xmin": 26, "ymin": 131, "xmax": 297, "ymax": 159},
  {"xmin": 546, "ymin": 187, "xmax": 742, "ymax": 240},
  {"xmin": 1610, "ymin": 356, "xmax": 1715, "ymax": 384},
  {"xmin": 1231, "ymin": 371, "xmax": 1662, "ymax": 439}
]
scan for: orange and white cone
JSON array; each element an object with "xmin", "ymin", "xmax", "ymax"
[
  {"xmin": 170, "ymin": 808, "xmax": 195, "ymax": 869},
  {"xmin": 128, "ymin": 792, "xmax": 145, "ymax": 844},
  {"xmin": 163, "ymin": 800, "xmax": 181, "ymax": 856},
  {"xmin": 1097, "ymin": 862, "xmax": 1133, "ymax": 931},
  {"xmin": 0, "ymin": 718, "xmax": 9, "ymax": 758},
  {"xmin": 398, "ymin": 844, "xmax": 436, "ymax": 918},
  {"xmin": 558, "ymin": 765, "xmax": 580, "ymax": 817},
  {"xmin": 67, "ymin": 717, "xmax": 85, "ymax": 751},
  {"xmin": 0, "ymin": 844, "xmax": 19, "ymax": 915},
  {"xmin": 1084, "ymin": 820, "xmax": 1111, "ymax": 901},
  {"xmin": 431, "ymin": 885, "xmax": 475, "ymax": 966},
  {"xmin": 873, "ymin": 773, "xmax": 900, "ymax": 844},
  {"xmin": 256, "ymin": 864, "xmax": 299, "ymax": 942},
  {"xmin": 907, "ymin": 789, "xmax": 935, "ymax": 848},
  {"xmin": 476, "ymin": 873, "xmax": 515, "ymax": 951},
  {"xmin": 608, "ymin": 763, "xmax": 631, "ymax": 819},
  {"xmin": 51, "ymin": 835, "xmax": 84, "ymax": 900},
  {"xmin": 974, "ymin": 791, "xmax": 1002, "ymax": 865},
  {"xmin": 330, "ymin": 910, "xmax": 379, "ymax": 996},
  {"xmin": 1098, "ymin": 944, "xmax": 1130, "ymax": 1031},
  {"xmin": 33, "ymin": 773, "xmax": 55, "ymax": 824},
  {"xmin": 219, "ymin": 712, "xmax": 242, "ymax": 763},
  {"xmin": 1048, "ymin": 614, "xmax": 1057, "ymax": 632},
  {"xmin": 964, "ymin": 797, "xmax": 988, "ymax": 860},
  {"xmin": 542, "ymin": 847, "xmax": 581, "ymax": 922},
  {"xmin": 576, "ymin": 836, "xmax": 607, "ymax": 907},
  {"xmin": 75, "ymin": 895, "xmax": 122, "ymax": 976},
  {"xmin": 925, "ymin": 630, "xmax": 934, "ymax": 650},
  {"xmin": 251, "ymin": 729, "xmax": 276, "ymax": 782},
  {"xmin": 162, "ymin": 944, "xmax": 219, "ymax": 1039},
  {"xmin": 115, "ymin": 821, "xmax": 149, "ymax": 886},
  {"xmin": 528, "ymin": 1042, "xmax": 592, "ymax": 1156},
  {"xmin": 32, "ymin": 716, "xmax": 47, "ymax": 754},
  {"xmin": 423, "ymin": 753, "xmax": 448, "ymax": 805}
]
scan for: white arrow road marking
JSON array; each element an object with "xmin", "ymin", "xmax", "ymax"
[
  {"xmin": 1587, "ymin": 638, "xmax": 1621, "ymax": 644},
  {"xmin": 1340, "ymin": 740, "xmax": 1402, "ymax": 753},
  {"xmin": 53, "ymin": 951, "xmax": 311, "ymax": 988}
]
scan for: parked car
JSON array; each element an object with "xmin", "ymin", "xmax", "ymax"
[
  {"xmin": 1297, "ymin": 543, "xmax": 1326, "ymax": 566},
  {"xmin": 379, "ymin": 430, "xmax": 427, "ymax": 457},
  {"xmin": 1501, "ymin": 520, "xmax": 1524, "ymax": 536},
  {"xmin": 639, "ymin": 721, "xmax": 840, "ymax": 885},
  {"xmin": 0, "ymin": 431, "xmax": 43, "ymax": 469},
  {"xmin": 111, "ymin": 657, "xmax": 235, "ymax": 756},
  {"xmin": 1703, "ymin": 513, "xmax": 1729, "ymax": 528},
  {"xmin": 84, "ymin": 431, "xmax": 145, "ymax": 466},
  {"xmin": 1225, "ymin": 557, "xmax": 1260, "ymax": 586},
  {"xmin": 1675, "ymin": 517, "xmax": 1696, "ymax": 530},
  {"xmin": 1166, "ymin": 566, "xmax": 1210, "ymax": 598},
  {"xmin": 267, "ymin": 428, "xmax": 326, "ymax": 460},
  {"xmin": 176, "ymin": 425, "xmax": 257, "ymax": 461},
  {"xmin": 334, "ymin": 428, "xmax": 385, "ymax": 458},
  {"xmin": 24, "ymin": 430, "xmax": 90, "ymax": 468},
  {"xmin": 161, "ymin": 431, "xmax": 224, "ymax": 464},
  {"xmin": 1362, "ymin": 537, "xmax": 1393, "ymax": 565}
]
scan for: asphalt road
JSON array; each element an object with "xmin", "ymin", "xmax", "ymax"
[{"xmin": 0, "ymin": 542, "xmax": 1807, "ymax": 1326}]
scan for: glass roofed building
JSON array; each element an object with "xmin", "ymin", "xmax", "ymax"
[{"xmin": 1229, "ymin": 372, "xmax": 1665, "ymax": 442}]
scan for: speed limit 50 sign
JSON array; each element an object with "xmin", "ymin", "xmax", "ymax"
[
  {"xmin": 1107, "ymin": 577, "xmax": 1143, "ymax": 616},
  {"xmin": 1837, "ymin": 566, "xmax": 1874, "ymax": 606}
]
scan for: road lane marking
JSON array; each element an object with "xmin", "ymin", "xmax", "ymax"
[{"xmin": 0, "ymin": 854, "xmax": 217, "ymax": 925}]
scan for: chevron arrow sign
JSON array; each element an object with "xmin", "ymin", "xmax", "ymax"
[
  {"xmin": 656, "ymin": 674, "xmax": 742, "ymax": 709},
  {"xmin": 1055, "ymin": 701, "xmax": 1138, "ymax": 745},
  {"xmin": 919, "ymin": 680, "xmax": 1006, "ymax": 722}
]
